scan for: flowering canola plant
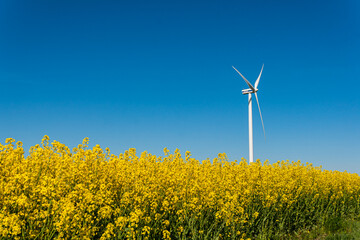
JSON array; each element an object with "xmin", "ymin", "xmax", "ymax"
[{"xmin": 0, "ymin": 136, "xmax": 359, "ymax": 239}]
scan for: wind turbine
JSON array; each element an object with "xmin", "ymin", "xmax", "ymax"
[{"xmin": 232, "ymin": 64, "xmax": 265, "ymax": 163}]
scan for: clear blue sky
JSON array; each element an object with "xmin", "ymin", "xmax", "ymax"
[{"xmin": 1, "ymin": 0, "xmax": 359, "ymax": 173}]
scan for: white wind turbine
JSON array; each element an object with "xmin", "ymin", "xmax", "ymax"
[{"xmin": 232, "ymin": 64, "xmax": 265, "ymax": 163}]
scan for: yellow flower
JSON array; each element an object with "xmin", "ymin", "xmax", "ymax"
[
  {"xmin": 163, "ymin": 230, "xmax": 171, "ymax": 240},
  {"xmin": 0, "ymin": 135, "xmax": 359, "ymax": 239}
]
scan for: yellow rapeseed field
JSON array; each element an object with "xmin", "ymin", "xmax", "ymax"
[{"xmin": 0, "ymin": 136, "xmax": 359, "ymax": 239}]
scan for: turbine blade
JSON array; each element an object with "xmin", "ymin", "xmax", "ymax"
[
  {"xmin": 232, "ymin": 66, "xmax": 255, "ymax": 91},
  {"xmin": 254, "ymin": 64, "xmax": 264, "ymax": 89},
  {"xmin": 254, "ymin": 92, "xmax": 266, "ymax": 140}
]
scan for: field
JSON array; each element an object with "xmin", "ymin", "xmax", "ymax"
[{"xmin": 1, "ymin": 136, "xmax": 359, "ymax": 239}]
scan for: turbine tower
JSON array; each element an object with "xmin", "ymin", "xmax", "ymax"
[{"xmin": 232, "ymin": 64, "xmax": 265, "ymax": 163}]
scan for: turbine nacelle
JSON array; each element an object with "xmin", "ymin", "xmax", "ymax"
[{"xmin": 242, "ymin": 88, "xmax": 258, "ymax": 95}]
